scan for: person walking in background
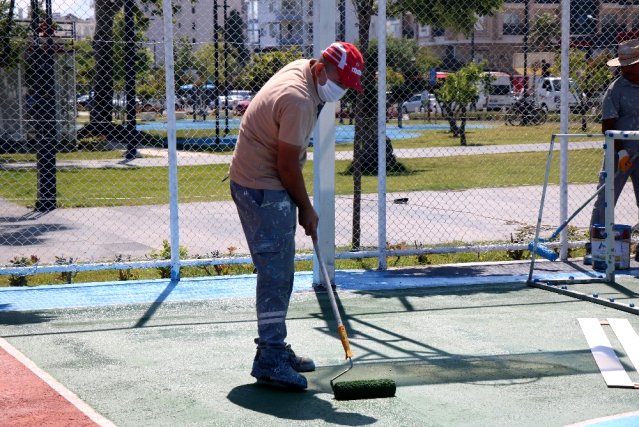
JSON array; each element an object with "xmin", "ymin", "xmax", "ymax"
[
  {"xmin": 541, "ymin": 59, "xmax": 551, "ymax": 78},
  {"xmin": 228, "ymin": 42, "xmax": 364, "ymax": 390},
  {"xmin": 586, "ymin": 39, "xmax": 639, "ymax": 264}
]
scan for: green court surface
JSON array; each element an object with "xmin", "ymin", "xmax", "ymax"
[{"xmin": 1, "ymin": 271, "xmax": 639, "ymax": 426}]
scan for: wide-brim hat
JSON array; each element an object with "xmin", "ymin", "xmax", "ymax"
[
  {"xmin": 607, "ymin": 39, "xmax": 639, "ymax": 66},
  {"xmin": 322, "ymin": 42, "xmax": 365, "ymax": 93}
]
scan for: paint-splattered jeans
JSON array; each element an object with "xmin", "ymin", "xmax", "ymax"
[{"xmin": 230, "ymin": 181, "xmax": 297, "ymax": 352}]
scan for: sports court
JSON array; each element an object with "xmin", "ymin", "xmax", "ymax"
[{"xmin": 2, "ymin": 261, "xmax": 639, "ymax": 426}]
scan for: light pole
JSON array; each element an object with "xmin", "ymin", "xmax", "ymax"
[
  {"xmin": 522, "ymin": 0, "xmax": 529, "ymax": 99},
  {"xmin": 123, "ymin": 0, "xmax": 137, "ymax": 160}
]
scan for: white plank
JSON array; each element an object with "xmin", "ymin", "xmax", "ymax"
[
  {"xmin": 608, "ymin": 318, "xmax": 639, "ymax": 375},
  {"xmin": 578, "ymin": 318, "xmax": 635, "ymax": 388}
]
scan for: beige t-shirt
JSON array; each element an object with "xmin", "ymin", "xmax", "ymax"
[{"xmin": 229, "ymin": 59, "xmax": 323, "ymax": 190}]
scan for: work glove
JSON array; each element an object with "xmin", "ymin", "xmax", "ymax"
[{"xmin": 618, "ymin": 150, "xmax": 633, "ymax": 173}]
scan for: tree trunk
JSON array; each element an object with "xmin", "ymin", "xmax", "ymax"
[
  {"xmin": 88, "ymin": 0, "xmax": 120, "ymax": 134},
  {"xmin": 351, "ymin": 1, "xmax": 373, "ymax": 250},
  {"xmin": 460, "ymin": 107, "xmax": 467, "ymax": 146}
]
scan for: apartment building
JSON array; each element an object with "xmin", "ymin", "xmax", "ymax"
[
  {"xmin": 395, "ymin": 0, "xmax": 639, "ymax": 73},
  {"xmin": 145, "ymin": 0, "xmax": 243, "ymax": 62}
]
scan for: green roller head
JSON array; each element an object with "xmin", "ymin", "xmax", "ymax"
[{"xmin": 332, "ymin": 378, "xmax": 396, "ymax": 401}]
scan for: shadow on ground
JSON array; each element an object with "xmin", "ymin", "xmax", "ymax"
[{"xmin": 227, "ymin": 384, "xmax": 378, "ymax": 425}]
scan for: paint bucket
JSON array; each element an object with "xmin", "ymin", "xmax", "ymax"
[{"xmin": 591, "ymin": 224, "xmax": 631, "ymax": 271}]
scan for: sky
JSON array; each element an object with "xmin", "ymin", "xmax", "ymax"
[{"xmin": 14, "ymin": 0, "xmax": 95, "ymax": 20}]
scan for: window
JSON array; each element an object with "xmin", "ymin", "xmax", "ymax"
[
  {"xmin": 192, "ymin": 38, "xmax": 196, "ymax": 43},
  {"xmin": 269, "ymin": 22, "xmax": 278, "ymax": 38},
  {"xmin": 503, "ymin": 13, "xmax": 524, "ymax": 35},
  {"xmin": 418, "ymin": 24, "xmax": 430, "ymax": 37},
  {"xmin": 191, "ymin": 6, "xmax": 195, "ymax": 14},
  {"xmin": 192, "ymin": 22, "xmax": 196, "ymax": 30}
]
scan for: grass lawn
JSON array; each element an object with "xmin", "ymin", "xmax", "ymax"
[{"xmin": 0, "ymin": 149, "xmax": 601, "ymax": 208}]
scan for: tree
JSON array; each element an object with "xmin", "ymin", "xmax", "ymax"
[
  {"xmin": 193, "ymin": 40, "xmax": 240, "ymax": 88},
  {"xmin": 0, "ymin": 0, "xmax": 28, "ymax": 69},
  {"xmin": 528, "ymin": 13, "xmax": 560, "ymax": 52},
  {"xmin": 348, "ymin": 0, "xmax": 504, "ymax": 249},
  {"xmin": 77, "ymin": 0, "xmax": 155, "ymax": 142},
  {"xmin": 235, "ymin": 48, "xmax": 303, "ymax": 90},
  {"xmin": 225, "ymin": 10, "xmax": 249, "ymax": 67},
  {"xmin": 435, "ymin": 61, "xmax": 491, "ymax": 145}
]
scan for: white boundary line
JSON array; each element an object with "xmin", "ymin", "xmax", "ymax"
[
  {"xmin": 0, "ymin": 337, "xmax": 116, "ymax": 427},
  {"xmin": 577, "ymin": 318, "xmax": 636, "ymax": 388}
]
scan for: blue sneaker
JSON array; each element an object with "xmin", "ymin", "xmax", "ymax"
[
  {"xmin": 251, "ymin": 348, "xmax": 307, "ymax": 390},
  {"xmin": 253, "ymin": 339, "xmax": 315, "ymax": 373}
]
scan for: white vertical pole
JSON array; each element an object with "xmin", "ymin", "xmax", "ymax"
[
  {"xmin": 377, "ymin": 0, "xmax": 387, "ymax": 270},
  {"xmin": 559, "ymin": 0, "xmax": 570, "ymax": 259},
  {"xmin": 162, "ymin": 0, "xmax": 180, "ymax": 281},
  {"xmin": 312, "ymin": 1, "xmax": 336, "ymax": 285},
  {"xmin": 604, "ymin": 132, "xmax": 615, "ymax": 282}
]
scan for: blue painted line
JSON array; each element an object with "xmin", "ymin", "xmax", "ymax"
[
  {"xmin": 1, "ymin": 266, "xmax": 635, "ymax": 312},
  {"xmin": 570, "ymin": 412, "xmax": 639, "ymax": 427},
  {"xmin": 0, "ymin": 273, "xmax": 313, "ymax": 312}
]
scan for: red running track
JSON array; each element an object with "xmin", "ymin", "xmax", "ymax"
[{"xmin": 0, "ymin": 338, "xmax": 112, "ymax": 426}]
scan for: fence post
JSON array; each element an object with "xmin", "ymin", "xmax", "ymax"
[
  {"xmin": 559, "ymin": 0, "xmax": 571, "ymax": 259},
  {"xmin": 377, "ymin": 0, "xmax": 387, "ymax": 270},
  {"xmin": 162, "ymin": 0, "xmax": 181, "ymax": 281}
]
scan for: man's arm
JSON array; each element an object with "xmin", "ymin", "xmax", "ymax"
[{"xmin": 277, "ymin": 140, "xmax": 318, "ymax": 240}]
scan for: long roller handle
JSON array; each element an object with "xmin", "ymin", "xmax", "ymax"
[{"xmin": 313, "ymin": 240, "xmax": 353, "ymax": 359}]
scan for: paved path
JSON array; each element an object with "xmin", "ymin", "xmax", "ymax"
[{"xmin": 0, "ymin": 140, "xmax": 604, "ymax": 169}]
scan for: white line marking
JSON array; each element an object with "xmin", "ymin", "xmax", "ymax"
[
  {"xmin": 578, "ymin": 318, "xmax": 635, "ymax": 388},
  {"xmin": 0, "ymin": 337, "xmax": 116, "ymax": 427},
  {"xmin": 608, "ymin": 318, "xmax": 639, "ymax": 374}
]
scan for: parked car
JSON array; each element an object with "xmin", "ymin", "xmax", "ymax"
[
  {"xmin": 137, "ymin": 98, "xmax": 165, "ymax": 113},
  {"xmin": 476, "ymin": 72, "xmax": 516, "ymax": 111},
  {"xmin": 400, "ymin": 92, "xmax": 438, "ymax": 114},
  {"xmin": 532, "ymin": 76, "xmax": 581, "ymax": 112},
  {"xmin": 234, "ymin": 99, "xmax": 251, "ymax": 115},
  {"xmin": 76, "ymin": 92, "xmax": 141, "ymax": 110},
  {"xmin": 218, "ymin": 90, "xmax": 253, "ymax": 109}
]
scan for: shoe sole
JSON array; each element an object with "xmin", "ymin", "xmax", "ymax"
[
  {"xmin": 255, "ymin": 377, "xmax": 307, "ymax": 391},
  {"xmin": 293, "ymin": 363, "xmax": 315, "ymax": 373}
]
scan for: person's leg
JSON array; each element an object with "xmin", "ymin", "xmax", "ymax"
[
  {"xmin": 587, "ymin": 155, "xmax": 630, "ymax": 264},
  {"xmin": 590, "ymin": 156, "xmax": 629, "ymax": 227},
  {"xmin": 230, "ymin": 181, "xmax": 307, "ymax": 389}
]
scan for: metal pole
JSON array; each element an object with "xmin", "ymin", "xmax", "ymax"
[
  {"xmin": 338, "ymin": 0, "xmax": 346, "ymax": 124},
  {"xmin": 123, "ymin": 0, "xmax": 137, "ymax": 160},
  {"xmin": 559, "ymin": 0, "xmax": 570, "ymax": 259},
  {"xmin": 162, "ymin": 0, "xmax": 181, "ymax": 281},
  {"xmin": 523, "ymin": 0, "xmax": 529, "ymax": 99},
  {"xmin": 223, "ymin": 0, "xmax": 229, "ymax": 135},
  {"xmin": 34, "ymin": 0, "xmax": 57, "ymax": 212},
  {"xmin": 378, "ymin": 0, "xmax": 387, "ymax": 270},
  {"xmin": 213, "ymin": 0, "xmax": 220, "ymax": 143},
  {"xmin": 471, "ymin": 31, "xmax": 475, "ymax": 62}
]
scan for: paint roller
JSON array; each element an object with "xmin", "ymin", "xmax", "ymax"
[
  {"xmin": 530, "ymin": 151, "xmax": 639, "ymax": 261},
  {"xmin": 313, "ymin": 239, "xmax": 396, "ymax": 401}
]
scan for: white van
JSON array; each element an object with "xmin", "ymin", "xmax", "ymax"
[
  {"xmin": 476, "ymin": 72, "xmax": 515, "ymax": 111},
  {"xmin": 533, "ymin": 77, "xmax": 581, "ymax": 112}
]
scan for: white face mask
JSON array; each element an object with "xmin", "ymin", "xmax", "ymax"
[{"xmin": 316, "ymin": 78, "xmax": 347, "ymax": 103}]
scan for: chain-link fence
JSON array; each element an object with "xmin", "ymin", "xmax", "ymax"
[{"xmin": 1, "ymin": 0, "xmax": 637, "ymax": 282}]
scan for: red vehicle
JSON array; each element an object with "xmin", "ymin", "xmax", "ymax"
[{"xmin": 234, "ymin": 100, "xmax": 251, "ymax": 115}]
